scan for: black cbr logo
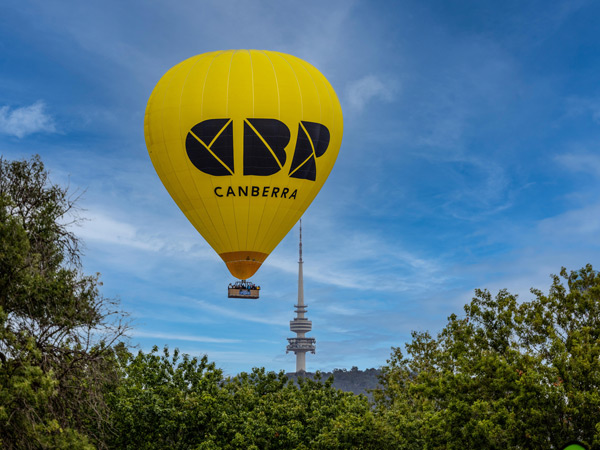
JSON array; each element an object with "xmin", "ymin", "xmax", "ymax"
[{"xmin": 185, "ymin": 119, "xmax": 330, "ymax": 181}]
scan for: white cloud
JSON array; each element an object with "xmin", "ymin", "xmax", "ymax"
[
  {"xmin": 15, "ymin": 0, "xmax": 356, "ymax": 97},
  {"xmin": 564, "ymin": 95, "xmax": 600, "ymax": 127},
  {"xmin": 321, "ymin": 304, "xmax": 363, "ymax": 316},
  {"xmin": 346, "ymin": 75, "xmax": 397, "ymax": 111},
  {"xmin": 555, "ymin": 151, "xmax": 600, "ymax": 175},
  {"xmin": 265, "ymin": 215, "xmax": 446, "ymax": 294},
  {"xmin": 76, "ymin": 211, "xmax": 158, "ymax": 251},
  {"xmin": 134, "ymin": 330, "xmax": 240, "ymax": 344},
  {"xmin": 538, "ymin": 202, "xmax": 600, "ymax": 239},
  {"xmin": 74, "ymin": 208, "xmax": 218, "ymax": 260},
  {"xmin": 0, "ymin": 101, "xmax": 56, "ymax": 138},
  {"xmin": 192, "ymin": 298, "xmax": 289, "ymax": 326}
]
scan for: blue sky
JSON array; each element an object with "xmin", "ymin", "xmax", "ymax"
[{"xmin": 2, "ymin": 0, "xmax": 600, "ymax": 374}]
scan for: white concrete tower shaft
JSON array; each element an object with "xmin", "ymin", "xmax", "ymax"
[{"xmin": 286, "ymin": 219, "xmax": 316, "ymax": 373}]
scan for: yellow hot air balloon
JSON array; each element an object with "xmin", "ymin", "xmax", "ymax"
[{"xmin": 144, "ymin": 50, "xmax": 343, "ymax": 281}]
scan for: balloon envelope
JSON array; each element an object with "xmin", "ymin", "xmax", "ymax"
[{"xmin": 144, "ymin": 50, "xmax": 343, "ymax": 279}]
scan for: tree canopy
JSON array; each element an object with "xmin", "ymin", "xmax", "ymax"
[
  {"xmin": 374, "ymin": 265, "xmax": 600, "ymax": 449},
  {"xmin": 108, "ymin": 346, "xmax": 388, "ymax": 449},
  {"xmin": 0, "ymin": 155, "xmax": 128, "ymax": 448},
  {"xmin": 1, "ymin": 155, "xmax": 598, "ymax": 449}
]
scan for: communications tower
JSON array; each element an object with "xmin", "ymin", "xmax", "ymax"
[{"xmin": 286, "ymin": 219, "xmax": 316, "ymax": 373}]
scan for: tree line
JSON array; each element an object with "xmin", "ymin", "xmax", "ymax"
[{"xmin": 1, "ymin": 155, "xmax": 598, "ymax": 449}]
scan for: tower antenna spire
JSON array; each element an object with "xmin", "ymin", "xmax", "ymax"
[
  {"xmin": 286, "ymin": 218, "xmax": 316, "ymax": 373},
  {"xmin": 299, "ymin": 218, "xmax": 303, "ymax": 263}
]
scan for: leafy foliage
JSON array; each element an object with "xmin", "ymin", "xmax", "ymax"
[
  {"xmin": 2, "ymin": 155, "xmax": 600, "ymax": 449},
  {"xmin": 107, "ymin": 346, "xmax": 223, "ymax": 449},
  {"xmin": 108, "ymin": 346, "xmax": 389, "ymax": 449},
  {"xmin": 374, "ymin": 265, "xmax": 600, "ymax": 449},
  {"xmin": 0, "ymin": 155, "xmax": 128, "ymax": 449}
]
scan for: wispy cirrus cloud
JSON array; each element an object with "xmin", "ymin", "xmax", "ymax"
[
  {"xmin": 192, "ymin": 298, "xmax": 289, "ymax": 326},
  {"xmin": 134, "ymin": 330, "xmax": 240, "ymax": 344},
  {"xmin": 76, "ymin": 211, "xmax": 156, "ymax": 251},
  {"xmin": 266, "ymin": 214, "xmax": 446, "ymax": 294},
  {"xmin": 345, "ymin": 75, "xmax": 397, "ymax": 112},
  {"xmin": 0, "ymin": 101, "xmax": 56, "ymax": 138},
  {"xmin": 74, "ymin": 208, "xmax": 217, "ymax": 258},
  {"xmin": 564, "ymin": 95, "xmax": 600, "ymax": 123},
  {"xmin": 538, "ymin": 202, "xmax": 600, "ymax": 240},
  {"xmin": 554, "ymin": 151, "xmax": 600, "ymax": 175}
]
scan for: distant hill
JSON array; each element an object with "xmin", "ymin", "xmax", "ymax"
[{"xmin": 286, "ymin": 367, "xmax": 382, "ymax": 398}]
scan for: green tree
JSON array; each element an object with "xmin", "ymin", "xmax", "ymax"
[
  {"xmin": 374, "ymin": 265, "xmax": 600, "ymax": 450},
  {"xmin": 0, "ymin": 155, "xmax": 128, "ymax": 449},
  {"xmin": 109, "ymin": 346, "xmax": 389, "ymax": 449},
  {"xmin": 107, "ymin": 346, "xmax": 225, "ymax": 449},
  {"xmin": 215, "ymin": 369, "xmax": 388, "ymax": 449}
]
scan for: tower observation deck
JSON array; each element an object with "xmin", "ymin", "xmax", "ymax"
[{"xmin": 286, "ymin": 219, "xmax": 316, "ymax": 373}]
